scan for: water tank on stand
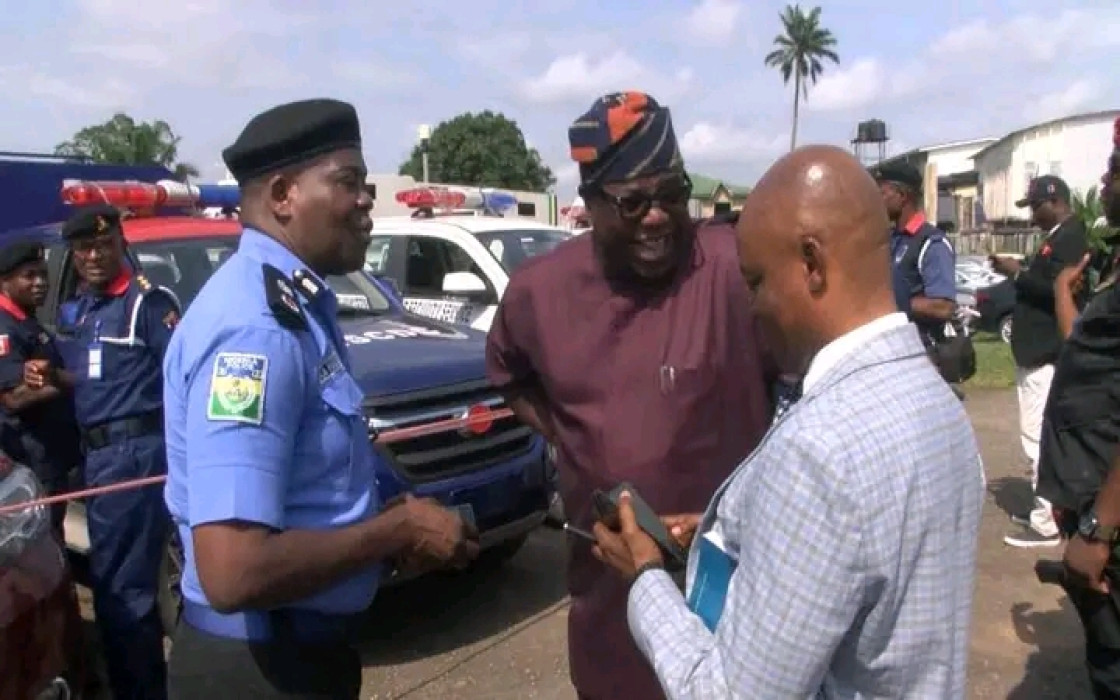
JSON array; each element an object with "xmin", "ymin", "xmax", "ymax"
[{"xmin": 851, "ymin": 119, "xmax": 889, "ymax": 166}]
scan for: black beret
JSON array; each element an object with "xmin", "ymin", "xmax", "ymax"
[
  {"xmin": 873, "ymin": 161, "xmax": 923, "ymax": 192},
  {"xmin": 222, "ymin": 98, "xmax": 362, "ymax": 183},
  {"xmin": 62, "ymin": 204, "xmax": 121, "ymax": 240},
  {"xmin": 0, "ymin": 241, "xmax": 45, "ymax": 276}
]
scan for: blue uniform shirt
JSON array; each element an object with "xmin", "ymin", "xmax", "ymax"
[
  {"xmin": 890, "ymin": 213, "xmax": 956, "ymax": 328},
  {"xmin": 56, "ymin": 271, "xmax": 181, "ymax": 427},
  {"xmin": 163, "ymin": 229, "xmax": 380, "ymax": 617}
]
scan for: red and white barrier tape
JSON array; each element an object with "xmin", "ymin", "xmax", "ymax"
[{"xmin": 0, "ymin": 408, "xmax": 515, "ymax": 516}]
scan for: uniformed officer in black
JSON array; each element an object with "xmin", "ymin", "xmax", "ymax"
[
  {"xmin": 1036, "ymin": 116, "xmax": 1120, "ymax": 699},
  {"xmin": 0, "ymin": 240, "xmax": 81, "ymax": 534},
  {"xmin": 993, "ymin": 175, "xmax": 1088, "ymax": 548}
]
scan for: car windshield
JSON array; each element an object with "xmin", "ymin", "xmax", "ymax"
[
  {"xmin": 131, "ymin": 234, "xmax": 392, "ymax": 316},
  {"xmin": 474, "ymin": 229, "xmax": 570, "ymax": 273}
]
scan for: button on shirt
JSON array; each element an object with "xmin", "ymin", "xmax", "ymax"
[
  {"xmin": 163, "ymin": 229, "xmax": 379, "ymax": 617},
  {"xmin": 56, "ymin": 271, "xmax": 179, "ymax": 427}
]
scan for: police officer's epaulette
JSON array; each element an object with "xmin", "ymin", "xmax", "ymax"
[{"xmin": 263, "ymin": 264, "xmax": 308, "ymax": 331}]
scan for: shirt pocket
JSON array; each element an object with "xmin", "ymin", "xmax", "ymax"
[
  {"xmin": 314, "ymin": 370, "xmax": 366, "ymax": 495},
  {"xmin": 614, "ymin": 364, "xmax": 721, "ymax": 481}
]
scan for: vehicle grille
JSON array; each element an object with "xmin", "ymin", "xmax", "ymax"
[{"xmin": 364, "ymin": 379, "xmax": 535, "ymax": 483}]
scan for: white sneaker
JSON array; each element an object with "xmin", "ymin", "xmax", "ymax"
[{"xmin": 1003, "ymin": 524, "xmax": 1061, "ymax": 548}]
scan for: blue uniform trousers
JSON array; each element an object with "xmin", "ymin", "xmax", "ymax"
[{"xmin": 85, "ymin": 432, "xmax": 169, "ymax": 700}]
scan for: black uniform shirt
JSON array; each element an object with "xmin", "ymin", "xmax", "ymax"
[
  {"xmin": 1037, "ymin": 275, "xmax": 1120, "ymax": 513},
  {"xmin": 0, "ymin": 295, "xmax": 81, "ymax": 484}
]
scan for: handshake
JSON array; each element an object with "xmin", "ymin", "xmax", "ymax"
[{"xmin": 383, "ymin": 494, "xmax": 481, "ymax": 575}]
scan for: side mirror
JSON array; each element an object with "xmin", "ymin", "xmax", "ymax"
[{"xmin": 442, "ymin": 271, "xmax": 488, "ymax": 295}]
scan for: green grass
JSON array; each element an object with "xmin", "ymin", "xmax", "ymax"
[{"xmin": 969, "ymin": 332, "xmax": 1016, "ymax": 389}]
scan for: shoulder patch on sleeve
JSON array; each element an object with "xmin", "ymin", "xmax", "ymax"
[
  {"xmin": 0, "ymin": 335, "xmax": 9, "ymax": 357},
  {"xmin": 263, "ymin": 264, "xmax": 308, "ymax": 331},
  {"xmin": 207, "ymin": 352, "xmax": 268, "ymax": 424}
]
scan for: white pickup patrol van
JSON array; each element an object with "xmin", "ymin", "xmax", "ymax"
[{"xmin": 366, "ymin": 186, "xmax": 572, "ymax": 332}]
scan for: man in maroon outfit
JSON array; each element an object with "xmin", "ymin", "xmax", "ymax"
[{"xmin": 485, "ymin": 91, "xmax": 778, "ymax": 700}]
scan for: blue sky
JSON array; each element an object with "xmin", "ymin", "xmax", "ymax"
[{"xmin": 0, "ymin": 0, "xmax": 1116, "ymax": 202}]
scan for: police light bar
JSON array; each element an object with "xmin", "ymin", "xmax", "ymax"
[
  {"xmin": 395, "ymin": 187, "xmax": 466, "ymax": 209},
  {"xmin": 396, "ymin": 186, "xmax": 519, "ymax": 215},
  {"xmin": 60, "ymin": 179, "xmax": 241, "ymax": 210}
]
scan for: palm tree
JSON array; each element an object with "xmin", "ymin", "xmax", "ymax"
[{"xmin": 764, "ymin": 5, "xmax": 840, "ymax": 151}]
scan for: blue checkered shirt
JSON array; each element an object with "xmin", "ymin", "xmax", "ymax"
[{"xmin": 627, "ymin": 318, "xmax": 984, "ymax": 699}]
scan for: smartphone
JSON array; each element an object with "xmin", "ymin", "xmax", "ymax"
[{"xmin": 593, "ymin": 482, "xmax": 688, "ymax": 571}]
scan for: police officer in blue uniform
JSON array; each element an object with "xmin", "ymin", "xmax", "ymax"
[
  {"xmin": 874, "ymin": 161, "xmax": 957, "ymax": 339},
  {"xmin": 163, "ymin": 99, "xmax": 479, "ymax": 699},
  {"xmin": 0, "ymin": 240, "xmax": 81, "ymax": 535},
  {"xmin": 53, "ymin": 205, "xmax": 182, "ymax": 700}
]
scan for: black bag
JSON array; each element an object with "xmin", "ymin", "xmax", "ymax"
[
  {"xmin": 928, "ymin": 321, "xmax": 977, "ymax": 384},
  {"xmin": 901, "ymin": 228, "xmax": 977, "ymax": 384}
]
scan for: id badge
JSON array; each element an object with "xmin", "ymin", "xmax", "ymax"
[{"xmin": 88, "ymin": 343, "xmax": 103, "ymax": 380}]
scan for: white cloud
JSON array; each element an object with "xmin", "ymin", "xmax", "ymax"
[
  {"xmin": 1025, "ymin": 79, "xmax": 1103, "ymax": 123},
  {"xmin": 679, "ymin": 122, "xmax": 786, "ymax": 164},
  {"xmin": 520, "ymin": 51, "xmax": 694, "ymax": 104},
  {"xmin": 684, "ymin": 0, "xmax": 743, "ymax": 46},
  {"xmin": 805, "ymin": 58, "xmax": 889, "ymax": 113}
]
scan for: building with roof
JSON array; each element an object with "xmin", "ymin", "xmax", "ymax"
[
  {"xmin": 971, "ymin": 109, "xmax": 1120, "ymax": 223},
  {"xmin": 687, "ymin": 172, "xmax": 751, "ymax": 219},
  {"xmin": 871, "ymin": 137, "xmax": 998, "ymax": 231}
]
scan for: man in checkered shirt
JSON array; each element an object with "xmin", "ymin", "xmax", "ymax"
[{"xmin": 593, "ymin": 146, "xmax": 984, "ymax": 699}]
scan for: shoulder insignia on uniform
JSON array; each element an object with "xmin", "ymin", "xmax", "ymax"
[
  {"xmin": 207, "ymin": 352, "xmax": 268, "ymax": 424},
  {"xmin": 0, "ymin": 335, "xmax": 9, "ymax": 357},
  {"xmin": 263, "ymin": 264, "xmax": 307, "ymax": 331},
  {"xmin": 292, "ymin": 269, "xmax": 323, "ymax": 302},
  {"xmin": 135, "ymin": 274, "xmax": 152, "ymax": 292}
]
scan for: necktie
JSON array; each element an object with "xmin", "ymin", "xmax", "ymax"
[{"xmin": 773, "ymin": 379, "xmax": 803, "ymax": 420}]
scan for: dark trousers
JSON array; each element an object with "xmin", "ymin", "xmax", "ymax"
[
  {"xmin": 167, "ymin": 621, "xmax": 362, "ymax": 699},
  {"xmin": 85, "ymin": 433, "xmax": 170, "ymax": 700},
  {"xmin": 1067, "ymin": 582, "xmax": 1120, "ymax": 699}
]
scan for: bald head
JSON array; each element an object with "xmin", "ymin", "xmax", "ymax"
[
  {"xmin": 735, "ymin": 145, "xmax": 898, "ymax": 374},
  {"xmin": 742, "ymin": 145, "xmax": 890, "ymax": 284}
]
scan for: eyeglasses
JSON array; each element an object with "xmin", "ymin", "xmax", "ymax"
[
  {"xmin": 591, "ymin": 174, "xmax": 693, "ymax": 221},
  {"xmin": 70, "ymin": 235, "xmax": 118, "ymax": 256}
]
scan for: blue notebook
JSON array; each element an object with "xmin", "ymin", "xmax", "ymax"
[{"xmin": 687, "ymin": 530, "xmax": 738, "ymax": 632}]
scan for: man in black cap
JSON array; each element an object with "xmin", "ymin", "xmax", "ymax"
[
  {"xmin": 486, "ymin": 91, "xmax": 777, "ymax": 700},
  {"xmin": 994, "ymin": 174, "xmax": 1087, "ymax": 548},
  {"xmin": 0, "ymin": 239, "xmax": 81, "ymax": 534},
  {"xmin": 874, "ymin": 161, "xmax": 957, "ymax": 339},
  {"xmin": 1033, "ymin": 117, "xmax": 1120, "ymax": 698},
  {"xmin": 47, "ymin": 203, "xmax": 182, "ymax": 699},
  {"xmin": 163, "ymin": 98, "xmax": 478, "ymax": 699}
]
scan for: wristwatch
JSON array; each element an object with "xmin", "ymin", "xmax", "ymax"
[{"xmin": 1078, "ymin": 509, "xmax": 1120, "ymax": 543}]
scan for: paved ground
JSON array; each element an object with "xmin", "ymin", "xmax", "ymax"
[{"xmin": 78, "ymin": 388, "xmax": 1091, "ymax": 699}]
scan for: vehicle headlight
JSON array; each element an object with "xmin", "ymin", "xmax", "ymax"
[{"xmin": 0, "ymin": 466, "xmax": 48, "ymax": 566}]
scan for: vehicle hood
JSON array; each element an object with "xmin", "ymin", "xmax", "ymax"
[{"xmin": 340, "ymin": 312, "xmax": 488, "ymax": 395}]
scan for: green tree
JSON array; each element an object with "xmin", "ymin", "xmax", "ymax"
[
  {"xmin": 764, "ymin": 4, "xmax": 840, "ymax": 152},
  {"xmin": 399, "ymin": 111, "xmax": 556, "ymax": 192},
  {"xmin": 55, "ymin": 113, "xmax": 200, "ymax": 179},
  {"xmin": 1073, "ymin": 185, "xmax": 1117, "ymax": 252}
]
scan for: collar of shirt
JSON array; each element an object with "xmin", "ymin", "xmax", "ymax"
[
  {"xmin": 0, "ymin": 294, "xmax": 28, "ymax": 321},
  {"xmin": 79, "ymin": 270, "xmax": 131, "ymax": 299},
  {"xmin": 801, "ymin": 312, "xmax": 910, "ymax": 394},
  {"xmin": 238, "ymin": 228, "xmax": 338, "ymax": 316},
  {"xmin": 898, "ymin": 212, "xmax": 927, "ymax": 236}
]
